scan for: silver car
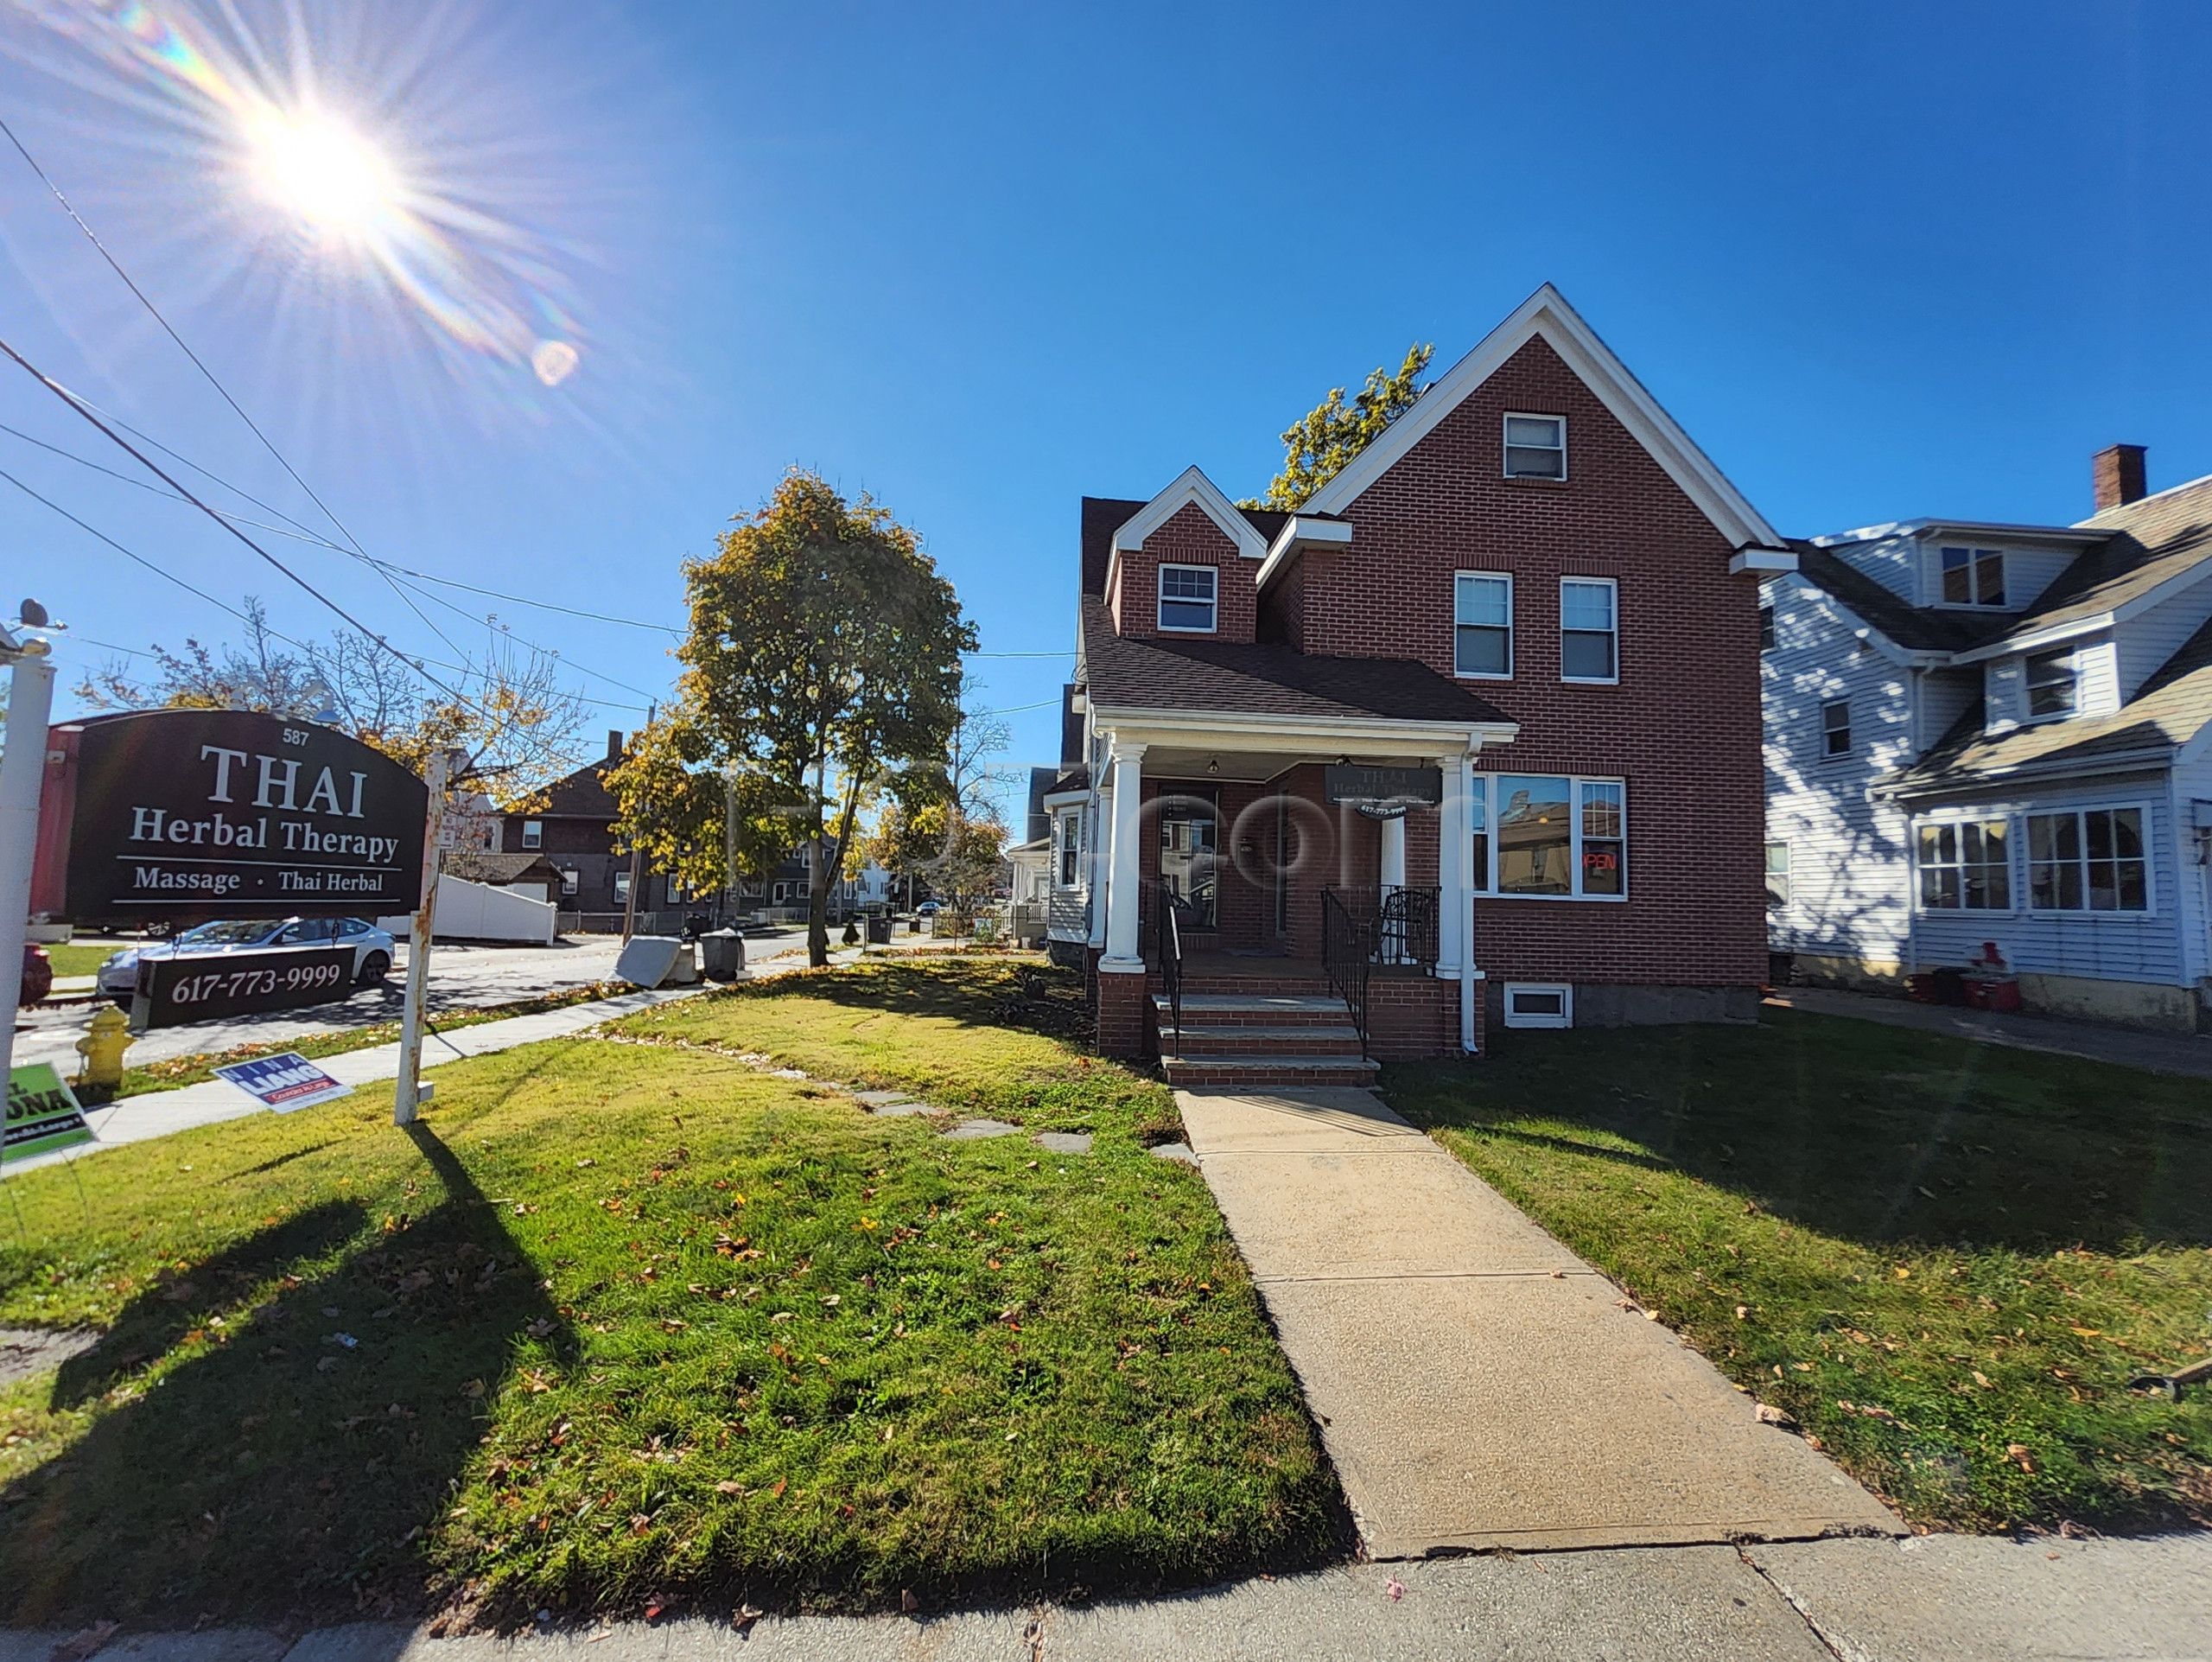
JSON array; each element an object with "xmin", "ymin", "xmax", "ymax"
[{"xmin": 99, "ymin": 916, "xmax": 397, "ymax": 1002}]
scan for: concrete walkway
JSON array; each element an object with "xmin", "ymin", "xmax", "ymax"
[
  {"xmin": 1173, "ymin": 1086, "xmax": 1899, "ymax": 1557},
  {"xmin": 4, "ymin": 1532, "xmax": 2207, "ymax": 1662},
  {"xmin": 1768, "ymin": 985, "xmax": 2212, "ymax": 1080}
]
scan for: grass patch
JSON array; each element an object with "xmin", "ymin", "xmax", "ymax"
[
  {"xmin": 96, "ymin": 983, "xmax": 632, "ymax": 1101},
  {"xmin": 0, "ymin": 963, "xmax": 1334, "ymax": 1626},
  {"xmin": 1384, "ymin": 1009, "xmax": 2212, "ymax": 1534},
  {"xmin": 610, "ymin": 958, "xmax": 1175, "ymax": 1142},
  {"xmin": 39, "ymin": 943, "xmax": 116, "ymax": 978}
]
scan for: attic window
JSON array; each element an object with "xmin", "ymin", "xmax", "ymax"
[
  {"xmin": 1940, "ymin": 545, "xmax": 2006, "ymax": 608},
  {"xmin": 1503, "ymin": 413, "xmax": 1566, "ymax": 480},
  {"xmin": 1157, "ymin": 564, "xmax": 1217, "ymax": 633},
  {"xmin": 2024, "ymin": 648, "xmax": 2077, "ymax": 721}
]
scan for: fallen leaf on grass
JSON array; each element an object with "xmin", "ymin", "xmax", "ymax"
[
  {"xmin": 1384, "ymin": 1577, "xmax": 1405, "ymax": 1602},
  {"xmin": 1755, "ymin": 1404, "xmax": 1799, "ymax": 1430},
  {"xmin": 715, "ymin": 1480, "xmax": 745, "ymax": 1494},
  {"xmin": 2006, "ymin": 1443, "xmax": 2037, "ymax": 1473}
]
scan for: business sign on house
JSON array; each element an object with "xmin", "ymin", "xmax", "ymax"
[
  {"xmin": 33, "ymin": 710, "xmax": 429, "ymax": 922},
  {"xmin": 132, "ymin": 943, "xmax": 360, "ymax": 1030},
  {"xmin": 1324, "ymin": 764, "xmax": 1443, "ymax": 818}
]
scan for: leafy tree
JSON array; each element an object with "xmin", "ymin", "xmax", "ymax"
[
  {"xmin": 669, "ymin": 470, "xmax": 973, "ymax": 965},
  {"xmin": 74, "ymin": 597, "xmax": 590, "ymax": 806},
  {"xmin": 1246, "ymin": 342, "xmax": 1433, "ymax": 511},
  {"xmin": 605, "ymin": 718, "xmax": 810, "ymax": 899},
  {"xmin": 861, "ymin": 679, "xmax": 1013, "ymax": 908}
]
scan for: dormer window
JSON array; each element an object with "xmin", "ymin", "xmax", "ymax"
[
  {"xmin": 1157, "ymin": 564, "xmax": 1217, "ymax": 632},
  {"xmin": 1503, "ymin": 413, "xmax": 1567, "ymax": 480},
  {"xmin": 1940, "ymin": 544, "xmax": 2006, "ymax": 608},
  {"xmin": 2024, "ymin": 647, "xmax": 2077, "ymax": 721}
]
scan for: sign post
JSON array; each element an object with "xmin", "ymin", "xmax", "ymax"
[
  {"xmin": 393, "ymin": 748, "xmax": 453, "ymax": 1126},
  {"xmin": 0, "ymin": 610, "xmax": 56, "ymax": 1097}
]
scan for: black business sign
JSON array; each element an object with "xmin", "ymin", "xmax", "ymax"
[
  {"xmin": 130, "ymin": 944, "xmax": 359, "ymax": 1030},
  {"xmin": 47, "ymin": 710, "xmax": 428, "ymax": 921},
  {"xmin": 1324, "ymin": 765, "xmax": 1443, "ymax": 808}
]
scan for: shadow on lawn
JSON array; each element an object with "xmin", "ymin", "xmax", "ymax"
[
  {"xmin": 726, "ymin": 958, "xmax": 1086, "ymax": 1033},
  {"xmin": 1390, "ymin": 1013, "xmax": 2212, "ymax": 1255},
  {"xmin": 0, "ymin": 1124, "xmax": 570, "ymax": 1628}
]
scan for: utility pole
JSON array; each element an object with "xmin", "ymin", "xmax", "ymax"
[
  {"xmin": 0, "ymin": 601, "xmax": 57, "ymax": 1098},
  {"xmin": 620, "ymin": 707, "xmax": 651, "ymax": 942},
  {"xmin": 393, "ymin": 747, "xmax": 454, "ymax": 1126}
]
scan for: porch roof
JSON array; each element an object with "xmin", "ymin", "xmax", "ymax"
[{"xmin": 1079, "ymin": 596, "xmax": 1511, "ymax": 729}]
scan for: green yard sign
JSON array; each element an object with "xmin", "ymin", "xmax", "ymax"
[{"xmin": 5, "ymin": 1063, "xmax": 94, "ymax": 1162}]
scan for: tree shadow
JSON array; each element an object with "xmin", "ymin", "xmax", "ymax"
[
  {"xmin": 719, "ymin": 958, "xmax": 1086, "ymax": 1039},
  {"xmin": 1389, "ymin": 1013, "xmax": 2212, "ymax": 1255},
  {"xmin": 0, "ymin": 1124, "xmax": 571, "ymax": 1628}
]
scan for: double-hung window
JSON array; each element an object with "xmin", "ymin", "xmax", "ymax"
[
  {"xmin": 1820, "ymin": 698, "xmax": 1851, "ymax": 759},
  {"xmin": 1759, "ymin": 604, "xmax": 1776, "ymax": 650},
  {"xmin": 1156, "ymin": 564, "xmax": 1217, "ymax": 632},
  {"xmin": 1916, "ymin": 818, "xmax": 2011, "ymax": 910},
  {"xmin": 1056, "ymin": 810, "xmax": 1082, "ymax": 886},
  {"xmin": 1454, "ymin": 572, "xmax": 1512, "ymax": 678},
  {"xmin": 1940, "ymin": 545, "xmax": 2006, "ymax": 607},
  {"xmin": 1560, "ymin": 577, "xmax": 1618, "ymax": 682},
  {"xmin": 1764, "ymin": 842, "xmax": 1791, "ymax": 907},
  {"xmin": 2027, "ymin": 807, "xmax": 2148, "ymax": 912},
  {"xmin": 2024, "ymin": 649, "xmax": 2077, "ymax": 721},
  {"xmin": 1503, "ymin": 413, "xmax": 1567, "ymax": 479},
  {"xmin": 1483, "ymin": 774, "xmax": 1627, "ymax": 900},
  {"xmin": 520, "ymin": 818, "xmax": 543, "ymax": 850}
]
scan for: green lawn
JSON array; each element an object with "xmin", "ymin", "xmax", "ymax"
[
  {"xmin": 0, "ymin": 962, "xmax": 1338, "ymax": 1627},
  {"xmin": 1385, "ymin": 1009, "xmax": 2212, "ymax": 1534},
  {"xmin": 38, "ymin": 942, "xmax": 116, "ymax": 978}
]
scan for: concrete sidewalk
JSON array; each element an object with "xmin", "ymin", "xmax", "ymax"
[
  {"xmin": 1768, "ymin": 985, "xmax": 2212, "ymax": 1080},
  {"xmin": 1173, "ymin": 1086, "xmax": 1899, "ymax": 1557},
  {"xmin": 3, "ymin": 1533, "xmax": 2205, "ymax": 1662}
]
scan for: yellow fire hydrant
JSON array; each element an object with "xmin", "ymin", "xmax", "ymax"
[{"xmin": 76, "ymin": 1004, "xmax": 134, "ymax": 1092}]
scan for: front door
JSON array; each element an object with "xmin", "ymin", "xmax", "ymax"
[{"xmin": 1157, "ymin": 790, "xmax": 1218, "ymax": 929}]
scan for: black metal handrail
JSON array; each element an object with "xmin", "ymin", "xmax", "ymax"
[
  {"xmin": 1155, "ymin": 888, "xmax": 1185, "ymax": 1052},
  {"xmin": 1320, "ymin": 888, "xmax": 1376, "ymax": 1059}
]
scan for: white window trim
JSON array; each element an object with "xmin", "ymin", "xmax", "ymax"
[
  {"xmin": 1453, "ymin": 570, "xmax": 1515, "ymax": 680},
  {"xmin": 2021, "ymin": 647, "xmax": 2078, "ymax": 726},
  {"xmin": 520, "ymin": 818, "xmax": 543, "ymax": 850},
  {"xmin": 1503, "ymin": 982, "xmax": 1574, "ymax": 1028},
  {"xmin": 1473, "ymin": 772, "xmax": 1628, "ymax": 903},
  {"xmin": 1764, "ymin": 839, "xmax": 1791, "ymax": 908},
  {"xmin": 1560, "ymin": 575, "xmax": 1620, "ymax": 685},
  {"xmin": 1155, "ymin": 563, "xmax": 1219, "ymax": 634},
  {"xmin": 1908, "ymin": 812, "xmax": 2018, "ymax": 917},
  {"xmin": 1934, "ymin": 544, "xmax": 2009, "ymax": 611},
  {"xmin": 2022, "ymin": 800, "xmax": 2158, "ymax": 918},
  {"xmin": 1819, "ymin": 697, "xmax": 1853, "ymax": 763},
  {"xmin": 1502, "ymin": 411, "xmax": 1568, "ymax": 481}
]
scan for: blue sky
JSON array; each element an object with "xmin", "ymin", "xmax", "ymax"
[{"xmin": 3, "ymin": 1, "xmax": 2208, "ymax": 821}]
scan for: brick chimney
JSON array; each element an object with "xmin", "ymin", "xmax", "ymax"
[
  {"xmin": 2092, "ymin": 443, "xmax": 2146, "ymax": 512},
  {"xmin": 606, "ymin": 729, "xmax": 624, "ymax": 761}
]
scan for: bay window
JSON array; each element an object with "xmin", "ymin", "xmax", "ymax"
[
  {"xmin": 1482, "ymin": 774, "xmax": 1627, "ymax": 900},
  {"xmin": 1915, "ymin": 818, "xmax": 2011, "ymax": 910},
  {"xmin": 2028, "ymin": 806, "xmax": 2148, "ymax": 912}
]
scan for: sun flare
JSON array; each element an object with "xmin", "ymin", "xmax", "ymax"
[{"xmin": 242, "ymin": 105, "xmax": 400, "ymax": 237}]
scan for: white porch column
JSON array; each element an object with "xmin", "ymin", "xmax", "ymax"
[
  {"xmin": 1379, "ymin": 813, "xmax": 1406, "ymax": 893},
  {"xmin": 1433, "ymin": 752, "xmax": 1465, "ymax": 977},
  {"xmin": 1087, "ymin": 784, "xmax": 1110, "ymax": 949},
  {"xmin": 1101, "ymin": 737, "xmax": 1147, "ymax": 970}
]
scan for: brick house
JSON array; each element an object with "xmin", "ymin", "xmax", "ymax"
[
  {"xmin": 1054, "ymin": 285, "xmax": 1792, "ymax": 1084},
  {"xmin": 502, "ymin": 731, "xmax": 677, "ymax": 925}
]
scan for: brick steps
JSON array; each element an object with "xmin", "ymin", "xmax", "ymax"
[{"xmin": 1154, "ymin": 989, "xmax": 1374, "ymax": 1087}]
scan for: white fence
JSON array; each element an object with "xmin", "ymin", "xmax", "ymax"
[{"xmin": 380, "ymin": 876, "xmax": 557, "ymax": 945}]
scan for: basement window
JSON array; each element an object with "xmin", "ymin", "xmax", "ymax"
[{"xmin": 1503, "ymin": 983, "xmax": 1573, "ymax": 1029}]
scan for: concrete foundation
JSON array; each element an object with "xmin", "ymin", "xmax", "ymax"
[
  {"xmin": 1489, "ymin": 983, "xmax": 1761, "ymax": 1029},
  {"xmin": 2010, "ymin": 971, "xmax": 2207, "ymax": 1035},
  {"xmin": 1779, "ymin": 950, "xmax": 1906, "ymax": 991}
]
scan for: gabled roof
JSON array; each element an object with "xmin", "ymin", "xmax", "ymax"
[
  {"xmin": 1082, "ymin": 494, "xmax": 1294, "ymax": 597},
  {"xmin": 1299, "ymin": 283, "xmax": 1789, "ymax": 555},
  {"xmin": 1786, "ymin": 543, "xmax": 1999, "ymax": 655},
  {"xmin": 1885, "ymin": 611, "xmax": 2212, "ymax": 794},
  {"xmin": 1081, "ymin": 596, "xmax": 1510, "ymax": 729},
  {"xmin": 532, "ymin": 755, "xmax": 619, "ymax": 818},
  {"xmin": 1099, "ymin": 466, "xmax": 1270, "ymax": 600}
]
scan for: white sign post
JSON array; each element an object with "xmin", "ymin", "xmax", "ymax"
[
  {"xmin": 392, "ymin": 748, "xmax": 454, "ymax": 1126},
  {"xmin": 0, "ymin": 610, "xmax": 57, "ymax": 1094}
]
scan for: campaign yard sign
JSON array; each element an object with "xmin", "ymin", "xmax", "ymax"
[
  {"xmin": 211, "ymin": 1052, "xmax": 354, "ymax": 1114},
  {"xmin": 6, "ymin": 1064, "xmax": 95, "ymax": 1162}
]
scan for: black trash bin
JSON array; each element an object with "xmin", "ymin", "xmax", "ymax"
[
  {"xmin": 866, "ymin": 914, "xmax": 892, "ymax": 945},
  {"xmin": 698, "ymin": 928, "xmax": 747, "ymax": 982}
]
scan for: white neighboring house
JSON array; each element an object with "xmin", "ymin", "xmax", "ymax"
[
  {"xmin": 1007, "ymin": 836, "xmax": 1052, "ymax": 903},
  {"xmin": 1763, "ymin": 445, "xmax": 2212, "ymax": 1031}
]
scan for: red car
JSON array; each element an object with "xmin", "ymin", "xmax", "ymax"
[{"xmin": 19, "ymin": 942, "xmax": 52, "ymax": 1008}]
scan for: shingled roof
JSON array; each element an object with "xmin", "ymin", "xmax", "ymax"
[
  {"xmin": 1080, "ymin": 495, "xmax": 1300, "ymax": 596},
  {"xmin": 1080, "ymin": 597, "xmax": 1510, "ymax": 728},
  {"xmin": 1787, "ymin": 543, "xmax": 1999, "ymax": 654},
  {"xmin": 1888, "ymin": 611, "xmax": 2212, "ymax": 793}
]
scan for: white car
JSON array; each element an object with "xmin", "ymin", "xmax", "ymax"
[{"xmin": 99, "ymin": 916, "xmax": 396, "ymax": 1002}]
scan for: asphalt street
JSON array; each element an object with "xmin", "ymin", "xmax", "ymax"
[{"xmin": 11, "ymin": 927, "xmax": 815, "ymax": 1073}]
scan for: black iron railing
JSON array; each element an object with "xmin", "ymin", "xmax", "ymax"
[
  {"xmin": 1320, "ymin": 888, "xmax": 1374, "ymax": 1058},
  {"xmin": 1319, "ymin": 886, "xmax": 1441, "ymax": 1057},
  {"xmin": 1154, "ymin": 888, "xmax": 1186, "ymax": 1051}
]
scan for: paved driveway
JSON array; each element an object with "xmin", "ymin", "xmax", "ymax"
[{"xmin": 1174, "ymin": 1086, "xmax": 1899, "ymax": 1557}]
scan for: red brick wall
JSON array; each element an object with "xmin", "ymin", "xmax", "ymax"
[
  {"xmin": 1298, "ymin": 334, "xmax": 1764, "ymax": 991},
  {"xmin": 1095, "ymin": 962, "xmax": 1151, "ymax": 1058},
  {"xmin": 1368, "ymin": 972, "xmax": 1459, "ymax": 1058},
  {"xmin": 1113, "ymin": 502, "xmax": 1260, "ymax": 643}
]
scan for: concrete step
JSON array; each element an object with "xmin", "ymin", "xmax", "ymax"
[
  {"xmin": 1162, "ymin": 1053, "xmax": 1381, "ymax": 1089},
  {"xmin": 1155, "ymin": 992, "xmax": 1351, "ymax": 1026},
  {"xmin": 1164, "ymin": 1022, "xmax": 1366, "ymax": 1057}
]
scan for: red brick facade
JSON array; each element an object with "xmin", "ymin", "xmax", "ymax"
[{"xmin": 1109, "ymin": 501, "xmax": 1261, "ymax": 643}]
